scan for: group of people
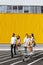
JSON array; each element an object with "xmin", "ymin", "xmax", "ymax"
[
  {"xmin": 10, "ymin": 33, "xmax": 21, "ymax": 58},
  {"xmin": 10, "ymin": 33, "xmax": 36, "ymax": 58},
  {"xmin": 23, "ymin": 33, "xmax": 36, "ymax": 54}
]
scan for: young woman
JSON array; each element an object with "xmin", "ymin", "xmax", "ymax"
[
  {"xmin": 28, "ymin": 35, "xmax": 33, "ymax": 54},
  {"xmin": 17, "ymin": 35, "xmax": 21, "ymax": 47},
  {"xmin": 31, "ymin": 34, "xmax": 36, "ymax": 47},
  {"xmin": 16, "ymin": 35, "xmax": 21, "ymax": 51},
  {"xmin": 24, "ymin": 34, "xmax": 30, "ymax": 53}
]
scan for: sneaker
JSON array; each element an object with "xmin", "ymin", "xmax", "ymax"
[{"xmin": 30, "ymin": 52, "xmax": 33, "ymax": 55}]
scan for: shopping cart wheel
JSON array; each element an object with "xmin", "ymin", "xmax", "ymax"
[
  {"xmin": 25, "ymin": 55, "xmax": 28, "ymax": 58},
  {"xmin": 23, "ymin": 58, "xmax": 25, "ymax": 62},
  {"xmin": 22, "ymin": 56, "xmax": 25, "ymax": 62},
  {"xmin": 29, "ymin": 55, "xmax": 32, "ymax": 59}
]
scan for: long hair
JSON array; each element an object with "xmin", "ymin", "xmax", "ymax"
[{"xmin": 12, "ymin": 33, "xmax": 15, "ymax": 37}]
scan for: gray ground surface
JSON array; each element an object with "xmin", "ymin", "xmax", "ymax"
[
  {"xmin": 0, "ymin": 44, "xmax": 43, "ymax": 65},
  {"xmin": 0, "ymin": 50, "xmax": 43, "ymax": 65},
  {"xmin": 0, "ymin": 44, "xmax": 43, "ymax": 50},
  {"xmin": 32, "ymin": 59, "xmax": 43, "ymax": 65}
]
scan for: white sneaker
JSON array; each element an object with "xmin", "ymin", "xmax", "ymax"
[{"xmin": 30, "ymin": 52, "xmax": 33, "ymax": 55}]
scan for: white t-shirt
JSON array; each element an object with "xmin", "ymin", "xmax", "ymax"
[
  {"xmin": 24, "ymin": 37, "xmax": 30, "ymax": 47},
  {"xmin": 11, "ymin": 37, "xmax": 17, "ymax": 44},
  {"xmin": 17, "ymin": 39, "xmax": 20, "ymax": 44},
  {"xmin": 31, "ymin": 37, "xmax": 34, "ymax": 46},
  {"xmin": 31, "ymin": 37, "xmax": 34, "ymax": 42}
]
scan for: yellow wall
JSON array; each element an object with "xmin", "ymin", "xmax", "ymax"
[{"xmin": 0, "ymin": 14, "xmax": 43, "ymax": 44}]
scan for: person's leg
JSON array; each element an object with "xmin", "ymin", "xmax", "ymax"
[
  {"xmin": 11, "ymin": 44, "xmax": 13, "ymax": 58},
  {"xmin": 25, "ymin": 47, "xmax": 27, "ymax": 53},
  {"xmin": 29, "ymin": 46, "xmax": 33, "ymax": 55},
  {"xmin": 14, "ymin": 44, "xmax": 16, "ymax": 55}
]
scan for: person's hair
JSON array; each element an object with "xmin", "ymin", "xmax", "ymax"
[
  {"xmin": 12, "ymin": 33, "xmax": 15, "ymax": 37},
  {"xmin": 17, "ymin": 35, "xmax": 20, "ymax": 39},
  {"xmin": 26, "ymin": 33, "xmax": 28, "ymax": 36},
  {"xmin": 25, "ymin": 33, "xmax": 29, "ymax": 38},
  {"xmin": 31, "ymin": 33, "xmax": 34, "ymax": 38}
]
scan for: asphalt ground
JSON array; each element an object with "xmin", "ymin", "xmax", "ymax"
[{"xmin": 0, "ymin": 50, "xmax": 43, "ymax": 65}]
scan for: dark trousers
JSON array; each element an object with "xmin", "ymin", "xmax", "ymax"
[
  {"xmin": 14, "ymin": 44, "xmax": 16, "ymax": 55},
  {"xmin": 24, "ymin": 47, "xmax": 27, "ymax": 53},
  {"xmin": 11, "ymin": 44, "xmax": 16, "ymax": 58}
]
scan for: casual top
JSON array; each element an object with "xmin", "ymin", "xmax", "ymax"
[
  {"xmin": 11, "ymin": 37, "xmax": 17, "ymax": 44},
  {"xmin": 17, "ymin": 39, "xmax": 20, "ymax": 44},
  {"xmin": 24, "ymin": 37, "xmax": 30, "ymax": 47},
  {"xmin": 31, "ymin": 37, "xmax": 34, "ymax": 42},
  {"xmin": 31, "ymin": 37, "xmax": 34, "ymax": 46}
]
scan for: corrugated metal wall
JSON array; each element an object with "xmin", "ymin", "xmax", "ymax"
[{"xmin": 0, "ymin": 14, "xmax": 43, "ymax": 44}]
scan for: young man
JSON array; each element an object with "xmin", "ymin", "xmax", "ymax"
[
  {"xmin": 11, "ymin": 33, "xmax": 17, "ymax": 58},
  {"xmin": 24, "ymin": 33, "xmax": 30, "ymax": 53}
]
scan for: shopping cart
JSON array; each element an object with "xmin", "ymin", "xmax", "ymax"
[{"xmin": 18, "ymin": 45, "xmax": 33, "ymax": 62}]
